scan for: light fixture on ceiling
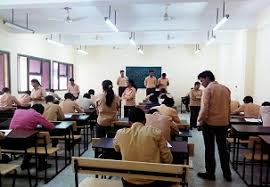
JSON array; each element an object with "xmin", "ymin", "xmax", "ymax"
[
  {"xmin": 138, "ymin": 45, "xmax": 144, "ymax": 55},
  {"xmin": 46, "ymin": 34, "xmax": 64, "ymax": 47},
  {"xmin": 206, "ymin": 30, "xmax": 216, "ymax": 46},
  {"xmin": 129, "ymin": 32, "xmax": 136, "ymax": 47},
  {"xmin": 194, "ymin": 44, "xmax": 201, "ymax": 54},
  {"xmin": 104, "ymin": 6, "xmax": 119, "ymax": 32},
  {"xmin": 3, "ymin": 9, "xmax": 35, "ymax": 33},
  {"xmin": 77, "ymin": 45, "xmax": 88, "ymax": 55},
  {"xmin": 213, "ymin": 1, "xmax": 229, "ymax": 31}
]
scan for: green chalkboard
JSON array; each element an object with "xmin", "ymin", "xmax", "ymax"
[{"xmin": 126, "ymin": 67, "xmax": 162, "ymax": 88}]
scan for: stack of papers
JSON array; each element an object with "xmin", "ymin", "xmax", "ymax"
[
  {"xmin": 167, "ymin": 142, "xmax": 172, "ymax": 148},
  {"xmin": 244, "ymin": 118, "xmax": 262, "ymax": 123}
]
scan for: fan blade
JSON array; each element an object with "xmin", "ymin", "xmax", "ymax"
[
  {"xmin": 48, "ymin": 18, "xmax": 64, "ymax": 22},
  {"xmin": 71, "ymin": 16, "xmax": 88, "ymax": 22}
]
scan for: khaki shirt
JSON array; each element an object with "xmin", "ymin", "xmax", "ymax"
[
  {"xmin": 146, "ymin": 112, "xmax": 179, "ymax": 141},
  {"xmin": 122, "ymin": 87, "xmax": 136, "ymax": 106},
  {"xmin": 0, "ymin": 93, "xmax": 20, "ymax": 107},
  {"xmin": 189, "ymin": 89, "xmax": 202, "ymax": 106},
  {"xmin": 43, "ymin": 102, "xmax": 65, "ymax": 121},
  {"xmin": 233, "ymin": 103, "xmax": 260, "ymax": 118},
  {"xmin": 113, "ymin": 122, "xmax": 173, "ymax": 185},
  {"xmin": 117, "ymin": 76, "xmax": 128, "ymax": 87},
  {"xmin": 158, "ymin": 78, "xmax": 169, "ymax": 89},
  {"xmin": 144, "ymin": 76, "xmax": 157, "ymax": 88},
  {"xmin": 152, "ymin": 104, "xmax": 181, "ymax": 124},
  {"xmin": 68, "ymin": 84, "xmax": 80, "ymax": 97},
  {"xmin": 59, "ymin": 99, "xmax": 84, "ymax": 114},
  {"xmin": 31, "ymin": 87, "xmax": 46, "ymax": 104},
  {"xmin": 96, "ymin": 93, "xmax": 120, "ymax": 126},
  {"xmin": 19, "ymin": 94, "xmax": 31, "ymax": 105},
  {"xmin": 197, "ymin": 81, "xmax": 231, "ymax": 126}
]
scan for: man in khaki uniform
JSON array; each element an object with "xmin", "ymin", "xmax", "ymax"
[{"xmin": 144, "ymin": 70, "xmax": 157, "ymax": 96}]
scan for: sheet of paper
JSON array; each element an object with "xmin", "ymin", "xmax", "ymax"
[
  {"xmin": 244, "ymin": 118, "xmax": 262, "ymax": 123},
  {"xmin": 167, "ymin": 142, "xmax": 172, "ymax": 148},
  {"xmin": 64, "ymin": 114, "xmax": 72, "ymax": 118},
  {"xmin": 179, "ymin": 131, "xmax": 182, "ymax": 135},
  {"xmin": 0, "ymin": 129, "xmax": 12, "ymax": 136}
]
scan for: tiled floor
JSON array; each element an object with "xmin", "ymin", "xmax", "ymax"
[{"xmin": 3, "ymin": 113, "xmax": 247, "ymax": 187}]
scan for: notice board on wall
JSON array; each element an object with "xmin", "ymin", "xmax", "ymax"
[{"xmin": 126, "ymin": 66, "xmax": 162, "ymax": 88}]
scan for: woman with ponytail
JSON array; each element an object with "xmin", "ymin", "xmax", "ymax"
[
  {"xmin": 122, "ymin": 79, "xmax": 137, "ymax": 117},
  {"xmin": 96, "ymin": 80, "xmax": 120, "ymax": 137}
]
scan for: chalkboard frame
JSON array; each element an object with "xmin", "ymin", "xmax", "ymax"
[{"xmin": 126, "ymin": 66, "xmax": 162, "ymax": 89}]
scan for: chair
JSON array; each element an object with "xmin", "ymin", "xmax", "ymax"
[
  {"xmin": 242, "ymin": 136, "xmax": 269, "ymax": 186},
  {"xmin": 73, "ymin": 157, "xmax": 190, "ymax": 187},
  {"xmin": 0, "ymin": 164, "xmax": 19, "ymax": 187},
  {"xmin": 27, "ymin": 132, "xmax": 59, "ymax": 183}
]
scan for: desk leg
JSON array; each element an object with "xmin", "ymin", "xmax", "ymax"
[
  {"xmin": 260, "ymin": 143, "xmax": 264, "ymax": 186},
  {"xmin": 236, "ymin": 134, "xmax": 240, "ymax": 172},
  {"xmin": 69, "ymin": 129, "xmax": 72, "ymax": 164},
  {"xmin": 266, "ymin": 151, "xmax": 270, "ymax": 186},
  {"xmin": 64, "ymin": 133, "xmax": 67, "ymax": 166},
  {"xmin": 232, "ymin": 134, "xmax": 236, "ymax": 168}
]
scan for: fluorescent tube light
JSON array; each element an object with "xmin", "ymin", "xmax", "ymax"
[
  {"xmin": 3, "ymin": 20, "xmax": 35, "ymax": 33},
  {"xmin": 194, "ymin": 49, "xmax": 200, "ymax": 55},
  {"xmin": 138, "ymin": 48, "xmax": 144, "ymax": 55},
  {"xmin": 206, "ymin": 36, "xmax": 216, "ymax": 46},
  {"xmin": 77, "ymin": 49, "xmax": 88, "ymax": 55},
  {"xmin": 46, "ymin": 38, "xmax": 64, "ymax": 47},
  {"xmin": 213, "ymin": 15, "xmax": 229, "ymax": 31},
  {"xmin": 129, "ymin": 38, "xmax": 136, "ymax": 46},
  {"xmin": 105, "ymin": 17, "xmax": 119, "ymax": 32}
]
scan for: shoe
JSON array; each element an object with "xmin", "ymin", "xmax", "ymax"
[
  {"xmin": 223, "ymin": 175, "xmax": 232, "ymax": 182},
  {"xmin": 197, "ymin": 172, "xmax": 216, "ymax": 181}
]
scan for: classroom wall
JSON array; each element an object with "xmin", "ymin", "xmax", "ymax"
[
  {"xmin": 0, "ymin": 25, "xmax": 75, "ymax": 97},
  {"xmin": 253, "ymin": 5, "xmax": 270, "ymax": 104},
  {"xmin": 75, "ymin": 45, "xmax": 220, "ymax": 105}
]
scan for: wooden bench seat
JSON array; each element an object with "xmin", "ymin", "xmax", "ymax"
[
  {"xmin": 73, "ymin": 157, "xmax": 190, "ymax": 187},
  {"xmin": 0, "ymin": 164, "xmax": 18, "ymax": 175}
]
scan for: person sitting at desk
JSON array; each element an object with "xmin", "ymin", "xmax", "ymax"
[
  {"xmin": 259, "ymin": 101, "xmax": 270, "ymax": 127},
  {"xmin": 113, "ymin": 107, "xmax": 173, "ymax": 187},
  {"xmin": 88, "ymin": 89, "xmax": 97, "ymax": 104},
  {"xmin": 43, "ymin": 95, "xmax": 65, "ymax": 121},
  {"xmin": 144, "ymin": 94, "xmax": 160, "ymax": 110},
  {"xmin": 96, "ymin": 80, "xmax": 120, "ymax": 138},
  {"xmin": 232, "ymin": 96, "xmax": 260, "ymax": 117},
  {"xmin": 47, "ymin": 89, "xmax": 61, "ymax": 101},
  {"xmin": 59, "ymin": 93, "xmax": 84, "ymax": 114},
  {"xmin": 146, "ymin": 109, "xmax": 179, "ymax": 141},
  {"xmin": 0, "ymin": 87, "xmax": 21, "ymax": 108},
  {"xmin": 9, "ymin": 104, "xmax": 55, "ymax": 170},
  {"xmin": 152, "ymin": 97, "xmax": 181, "ymax": 125},
  {"xmin": 76, "ymin": 93, "xmax": 95, "ymax": 110},
  {"xmin": 18, "ymin": 90, "xmax": 31, "ymax": 106},
  {"xmin": 230, "ymin": 100, "xmax": 240, "ymax": 112}
]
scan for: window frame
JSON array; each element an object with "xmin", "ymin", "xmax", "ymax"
[
  {"xmin": 17, "ymin": 54, "xmax": 51, "ymax": 93},
  {"xmin": 0, "ymin": 50, "xmax": 11, "ymax": 90},
  {"xmin": 52, "ymin": 61, "xmax": 74, "ymax": 91}
]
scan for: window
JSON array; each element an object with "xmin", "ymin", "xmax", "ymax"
[
  {"xmin": 18, "ymin": 55, "xmax": 51, "ymax": 92},
  {"xmin": 0, "ymin": 51, "xmax": 10, "ymax": 90},
  {"xmin": 52, "ymin": 61, "xmax": 73, "ymax": 90}
]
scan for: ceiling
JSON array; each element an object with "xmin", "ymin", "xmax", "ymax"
[{"xmin": 0, "ymin": 0, "xmax": 269, "ymax": 45}]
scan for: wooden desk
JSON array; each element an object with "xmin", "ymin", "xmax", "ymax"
[
  {"xmin": 230, "ymin": 117, "xmax": 262, "ymax": 125},
  {"xmin": 231, "ymin": 125, "xmax": 270, "ymax": 173},
  {"xmin": 259, "ymin": 135, "xmax": 270, "ymax": 186},
  {"xmin": 92, "ymin": 138, "xmax": 189, "ymax": 164}
]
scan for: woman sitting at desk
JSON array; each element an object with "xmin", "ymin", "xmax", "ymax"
[{"xmin": 96, "ymin": 80, "xmax": 120, "ymax": 138}]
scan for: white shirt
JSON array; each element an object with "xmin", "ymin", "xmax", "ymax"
[
  {"xmin": 260, "ymin": 106, "xmax": 270, "ymax": 127},
  {"xmin": 77, "ymin": 97, "xmax": 95, "ymax": 110}
]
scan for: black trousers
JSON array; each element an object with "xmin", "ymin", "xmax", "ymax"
[
  {"xmin": 146, "ymin": 88, "xmax": 155, "ymax": 96},
  {"xmin": 202, "ymin": 124, "xmax": 231, "ymax": 176},
  {"xmin": 96, "ymin": 124, "xmax": 113, "ymax": 138},
  {"xmin": 189, "ymin": 106, "xmax": 200, "ymax": 128},
  {"xmin": 124, "ymin": 106, "xmax": 135, "ymax": 118},
  {"xmin": 122, "ymin": 178, "xmax": 174, "ymax": 187},
  {"xmin": 119, "ymin": 87, "xmax": 127, "ymax": 97}
]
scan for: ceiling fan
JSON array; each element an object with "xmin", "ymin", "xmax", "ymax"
[
  {"xmin": 163, "ymin": 4, "xmax": 174, "ymax": 21},
  {"xmin": 48, "ymin": 7, "xmax": 88, "ymax": 23}
]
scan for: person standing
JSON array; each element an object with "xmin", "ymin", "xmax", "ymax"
[
  {"xmin": 117, "ymin": 70, "xmax": 128, "ymax": 97},
  {"xmin": 96, "ymin": 80, "xmax": 120, "ymax": 138},
  {"xmin": 144, "ymin": 70, "xmax": 157, "ymax": 96},
  {"xmin": 189, "ymin": 82, "xmax": 202, "ymax": 129},
  {"xmin": 158, "ymin": 73, "xmax": 169, "ymax": 90},
  {"xmin": 68, "ymin": 78, "xmax": 80, "ymax": 99},
  {"xmin": 30, "ymin": 79, "xmax": 46, "ymax": 104},
  {"xmin": 122, "ymin": 80, "xmax": 137, "ymax": 117},
  {"xmin": 197, "ymin": 70, "xmax": 231, "ymax": 182}
]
